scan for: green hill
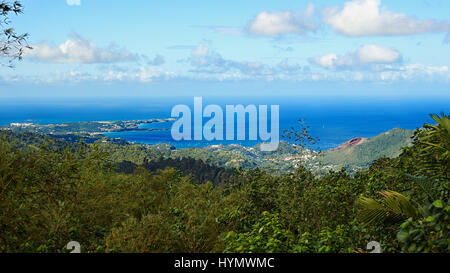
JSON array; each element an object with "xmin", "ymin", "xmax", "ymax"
[
  {"xmin": 320, "ymin": 128, "xmax": 415, "ymax": 171},
  {"xmin": 0, "ymin": 127, "xmax": 416, "ymax": 174}
]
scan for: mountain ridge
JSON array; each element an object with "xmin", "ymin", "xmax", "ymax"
[{"xmin": 320, "ymin": 127, "xmax": 415, "ymax": 171}]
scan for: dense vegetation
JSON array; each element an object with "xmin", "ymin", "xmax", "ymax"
[
  {"xmin": 0, "ymin": 114, "xmax": 448, "ymax": 253},
  {"xmin": 116, "ymin": 157, "xmax": 239, "ymax": 186}
]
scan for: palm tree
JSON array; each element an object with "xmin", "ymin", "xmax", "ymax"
[
  {"xmin": 356, "ymin": 190, "xmax": 422, "ymax": 226},
  {"xmin": 357, "ymin": 113, "xmax": 449, "ymax": 226}
]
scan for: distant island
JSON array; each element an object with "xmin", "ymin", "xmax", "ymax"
[{"xmin": 0, "ymin": 118, "xmax": 176, "ymax": 135}]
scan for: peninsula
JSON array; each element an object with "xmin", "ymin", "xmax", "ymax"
[{"xmin": 1, "ymin": 118, "xmax": 175, "ymax": 136}]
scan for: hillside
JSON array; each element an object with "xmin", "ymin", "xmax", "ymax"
[
  {"xmin": 320, "ymin": 128, "xmax": 415, "ymax": 171},
  {"xmin": 0, "ymin": 127, "xmax": 415, "ymax": 174}
]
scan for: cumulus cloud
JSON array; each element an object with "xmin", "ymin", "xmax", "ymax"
[
  {"xmin": 322, "ymin": 0, "xmax": 449, "ymax": 37},
  {"xmin": 377, "ymin": 64, "xmax": 449, "ymax": 82},
  {"xmin": 188, "ymin": 43, "xmax": 228, "ymax": 72},
  {"xmin": 357, "ymin": 44, "xmax": 401, "ymax": 64},
  {"xmin": 67, "ymin": 0, "xmax": 81, "ymax": 6},
  {"xmin": 312, "ymin": 54, "xmax": 342, "ymax": 69},
  {"xmin": 310, "ymin": 44, "xmax": 402, "ymax": 70},
  {"xmin": 24, "ymin": 33, "xmax": 139, "ymax": 64},
  {"xmin": 191, "ymin": 43, "xmax": 210, "ymax": 58},
  {"xmin": 134, "ymin": 66, "xmax": 175, "ymax": 83},
  {"xmin": 247, "ymin": 4, "xmax": 318, "ymax": 36}
]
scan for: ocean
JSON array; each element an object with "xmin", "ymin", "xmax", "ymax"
[{"xmin": 0, "ymin": 95, "xmax": 448, "ymax": 150}]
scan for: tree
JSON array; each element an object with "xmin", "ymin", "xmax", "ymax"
[
  {"xmin": 356, "ymin": 113, "xmax": 449, "ymax": 252},
  {"xmin": 1, "ymin": 1, "xmax": 30, "ymax": 67},
  {"xmin": 357, "ymin": 190, "xmax": 422, "ymax": 226}
]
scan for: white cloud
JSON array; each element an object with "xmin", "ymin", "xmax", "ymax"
[
  {"xmin": 189, "ymin": 43, "xmax": 227, "ymax": 71},
  {"xmin": 24, "ymin": 33, "xmax": 138, "ymax": 64},
  {"xmin": 322, "ymin": 0, "xmax": 449, "ymax": 37},
  {"xmin": 135, "ymin": 66, "xmax": 175, "ymax": 83},
  {"xmin": 311, "ymin": 54, "xmax": 340, "ymax": 69},
  {"xmin": 310, "ymin": 44, "xmax": 401, "ymax": 70},
  {"xmin": 3, "ymin": 61, "xmax": 449, "ymax": 85},
  {"xmin": 357, "ymin": 44, "xmax": 401, "ymax": 64},
  {"xmin": 95, "ymin": 66, "xmax": 176, "ymax": 83},
  {"xmin": 247, "ymin": 6, "xmax": 317, "ymax": 36},
  {"xmin": 191, "ymin": 43, "xmax": 210, "ymax": 58},
  {"xmin": 377, "ymin": 64, "xmax": 449, "ymax": 82},
  {"xmin": 67, "ymin": 0, "xmax": 81, "ymax": 6}
]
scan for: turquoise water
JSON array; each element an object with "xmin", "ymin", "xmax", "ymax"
[{"xmin": 1, "ymin": 95, "xmax": 448, "ymax": 150}]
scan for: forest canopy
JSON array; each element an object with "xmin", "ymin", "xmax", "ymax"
[{"xmin": 0, "ymin": 114, "xmax": 448, "ymax": 253}]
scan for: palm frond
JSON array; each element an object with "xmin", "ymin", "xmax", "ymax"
[
  {"xmin": 403, "ymin": 173, "xmax": 439, "ymax": 201},
  {"xmin": 430, "ymin": 113, "xmax": 450, "ymax": 135},
  {"xmin": 357, "ymin": 191, "xmax": 421, "ymax": 226}
]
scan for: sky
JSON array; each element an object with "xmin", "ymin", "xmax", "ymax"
[{"xmin": 0, "ymin": 0, "xmax": 449, "ymax": 97}]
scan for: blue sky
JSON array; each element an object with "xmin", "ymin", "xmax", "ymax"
[{"xmin": 0, "ymin": 0, "xmax": 449, "ymax": 97}]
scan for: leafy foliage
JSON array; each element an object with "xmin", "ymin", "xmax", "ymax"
[
  {"xmin": 397, "ymin": 200, "xmax": 449, "ymax": 253},
  {"xmin": 224, "ymin": 212, "xmax": 295, "ymax": 253},
  {"xmin": 0, "ymin": 114, "xmax": 448, "ymax": 253},
  {"xmin": 117, "ymin": 157, "xmax": 239, "ymax": 186}
]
